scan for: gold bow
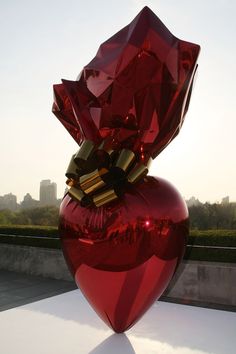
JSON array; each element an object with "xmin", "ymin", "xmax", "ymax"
[{"xmin": 65, "ymin": 140, "xmax": 151, "ymax": 207}]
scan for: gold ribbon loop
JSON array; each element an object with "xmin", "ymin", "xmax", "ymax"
[
  {"xmin": 66, "ymin": 154, "xmax": 79, "ymax": 179},
  {"xmin": 74, "ymin": 140, "xmax": 95, "ymax": 166},
  {"xmin": 115, "ymin": 149, "xmax": 135, "ymax": 172},
  {"xmin": 127, "ymin": 163, "xmax": 148, "ymax": 184},
  {"xmin": 65, "ymin": 139, "xmax": 151, "ymax": 207},
  {"xmin": 80, "ymin": 168, "xmax": 108, "ymax": 195},
  {"xmin": 93, "ymin": 188, "xmax": 118, "ymax": 207},
  {"xmin": 68, "ymin": 186, "xmax": 85, "ymax": 202},
  {"xmin": 66, "ymin": 178, "xmax": 77, "ymax": 187}
]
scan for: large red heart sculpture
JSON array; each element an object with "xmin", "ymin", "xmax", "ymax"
[
  {"xmin": 53, "ymin": 6, "xmax": 199, "ymax": 332},
  {"xmin": 59, "ymin": 176, "xmax": 188, "ymax": 332}
]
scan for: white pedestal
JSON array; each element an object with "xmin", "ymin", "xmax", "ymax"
[{"xmin": 0, "ymin": 290, "xmax": 235, "ymax": 354}]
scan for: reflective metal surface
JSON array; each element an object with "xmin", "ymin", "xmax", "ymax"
[
  {"xmin": 52, "ymin": 7, "xmax": 200, "ymax": 164},
  {"xmin": 59, "ymin": 177, "xmax": 189, "ymax": 332}
]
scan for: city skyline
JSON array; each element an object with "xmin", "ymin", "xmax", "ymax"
[
  {"xmin": 0, "ymin": 180, "xmax": 233, "ymax": 207},
  {"xmin": 0, "ymin": 179, "xmax": 61, "ymax": 211},
  {"xmin": 1, "ymin": 1, "xmax": 236, "ymax": 203}
]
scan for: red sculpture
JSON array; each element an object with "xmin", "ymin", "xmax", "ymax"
[{"xmin": 53, "ymin": 6, "xmax": 200, "ymax": 332}]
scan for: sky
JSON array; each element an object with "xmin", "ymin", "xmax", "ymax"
[{"xmin": 0, "ymin": 0, "xmax": 235, "ymax": 203}]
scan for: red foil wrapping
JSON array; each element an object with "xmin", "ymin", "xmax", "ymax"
[
  {"xmin": 60, "ymin": 177, "xmax": 188, "ymax": 332},
  {"xmin": 52, "ymin": 6, "xmax": 200, "ymax": 164}
]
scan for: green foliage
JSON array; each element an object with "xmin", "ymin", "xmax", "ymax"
[
  {"xmin": 0, "ymin": 225, "xmax": 59, "ymax": 248},
  {"xmin": 190, "ymin": 229, "xmax": 236, "ymax": 237},
  {"xmin": 189, "ymin": 229, "xmax": 236, "ymax": 247},
  {"xmin": 0, "ymin": 209, "xmax": 19, "ymax": 225},
  {"xmin": 0, "ymin": 201, "xmax": 235, "ymax": 263},
  {"xmin": 184, "ymin": 246, "xmax": 236, "ymax": 263},
  {"xmin": 0, "ymin": 234, "xmax": 60, "ymax": 249},
  {"xmin": 189, "ymin": 203, "xmax": 236, "ymax": 230},
  {"xmin": 1, "ymin": 202, "xmax": 236, "ymax": 230},
  {"xmin": 0, "ymin": 225, "xmax": 235, "ymax": 263},
  {"xmin": 0, "ymin": 225, "xmax": 58, "ymax": 237},
  {"xmin": 186, "ymin": 229, "xmax": 236, "ymax": 263},
  {"xmin": 0, "ymin": 206, "xmax": 59, "ymax": 226}
]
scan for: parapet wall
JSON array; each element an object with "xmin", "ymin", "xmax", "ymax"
[
  {"xmin": 162, "ymin": 259, "xmax": 236, "ymax": 310},
  {"xmin": 0, "ymin": 243, "xmax": 235, "ymax": 310},
  {"xmin": 0, "ymin": 243, "xmax": 72, "ymax": 281}
]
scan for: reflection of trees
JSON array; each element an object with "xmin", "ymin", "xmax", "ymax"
[
  {"xmin": 106, "ymin": 217, "xmax": 175, "ymax": 246},
  {"xmin": 60, "ymin": 210, "xmax": 189, "ymax": 272}
]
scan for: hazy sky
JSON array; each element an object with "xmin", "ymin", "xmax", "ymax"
[{"xmin": 1, "ymin": 0, "xmax": 235, "ymax": 203}]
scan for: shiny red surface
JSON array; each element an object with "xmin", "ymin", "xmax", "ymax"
[
  {"xmin": 59, "ymin": 177, "xmax": 188, "ymax": 332},
  {"xmin": 52, "ymin": 6, "xmax": 200, "ymax": 163}
]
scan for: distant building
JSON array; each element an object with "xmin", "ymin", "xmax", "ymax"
[
  {"xmin": 0, "ymin": 179, "xmax": 62, "ymax": 211},
  {"xmin": 186, "ymin": 196, "xmax": 202, "ymax": 207},
  {"xmin": 39, "ymin": 180, "xmax": 57, "ymax": 206},
  {"xmin": 0, "ymin": 193, "xmax": 18, "ymax": 211},
  {"xmin": 221, "ymin": 196, "xmax": 229, "ymax": 205},
  {"xmin": 21, "ymin": 193, "xmax": 39, "ymax": 209}
]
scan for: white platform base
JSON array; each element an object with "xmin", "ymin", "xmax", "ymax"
[{"xmin": 0, "ymin": 290, "xmax": 235, "ymax": 354}]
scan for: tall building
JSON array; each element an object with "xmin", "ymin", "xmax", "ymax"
[
  {"xmin": 0, "ymin": 193, "xmax": 18, "ymax": 211},
  {"xmin": 39, "ymin": 180, "xmax": 57, "ymax": 206}
]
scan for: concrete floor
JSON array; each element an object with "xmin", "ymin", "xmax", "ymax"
[{"xmin": 0, "ymin": 269, "xmax": 77, "ymax": 311}]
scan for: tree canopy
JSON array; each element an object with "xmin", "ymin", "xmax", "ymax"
[
  {"xmin": 0, "ymin": 202, "xmax": 235, "ymax": 229},
  {"xmin": 0, "ymin": 206, "xmax": 59, "ymax": 226}
]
